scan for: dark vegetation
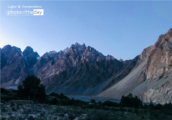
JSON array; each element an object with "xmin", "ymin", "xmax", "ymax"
[
  {"xmin": 1, "ymin": 75, "xmax": 172, "ymax": 120},
  {"xmin": 17, "ymin": 75, "xmax": 46, "ymax": 102}
]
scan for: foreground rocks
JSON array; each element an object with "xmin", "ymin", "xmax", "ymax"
[
  {"xmin": 1, "ymin": 101, "xmax": 172, "ymax": 120},
  {"xmin": 0, "ymin": 102, "xmax": 93, "ymax": 120}
]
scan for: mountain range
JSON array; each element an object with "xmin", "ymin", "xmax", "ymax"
[{"xmin": 1, "ymin": 28, "xmax": 172, "ymax": 104}]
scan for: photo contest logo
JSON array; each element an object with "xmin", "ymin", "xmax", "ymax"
[{"xmin": 7, "ymin": 5, "xmax": 44, "ymax": 16}]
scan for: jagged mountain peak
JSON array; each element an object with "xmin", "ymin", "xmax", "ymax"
[
  {"xmin": 3, "ymin": 44, "xmax": 12, "ymax": 49},
  {"xmin": 22, "ymin": 46, "xmax": 40, "ymax": 66},
  {"xmin": 47, "ymin": 50, "xmax": 57, "ymax": 55},
  {"xmin": 75, "ymin": 42, "xmax": 80, "ymax": 46},
  {"xmin": 70, "ymin": 42, "xmax": 84, "ymax": 48},
  {"xmin": 24, "ymin": 45, "xmax": 38, "ymax": 53},
  {"xmin": 62, "ymin": 47, "xmax": 69, "ymax": 53},
  {"xmin": 23, "ymin": 46, "xmax": 39, "ymax": 57},
  {"xmin": 82, "ymin": 43, "xmax": 86, "ymax": 47},
  {"xmin": 23, "ymin": 46, "xmax": 34, "ymax": 52},
  {"xmin": 166, "ymin": 28, "xmax": 172, "ymax": 35},
  {"xmin": 119, "ymin": 59, "xmax": 123, "ymax": 62},
  {"xmin": 106, "ymin": 55, "xmax": 116, "ymax": 60},
  {"xmin": 85, "ymin": 46, "xmax": 98, "ymax": 53},
  {"xmin": 2, "ymin": 45, "xmax": 21, "ymax": 53}
]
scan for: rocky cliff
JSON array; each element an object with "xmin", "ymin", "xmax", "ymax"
[{"xmin": 98, "ymin": 28, "xmax": 172, "ymax": 104}]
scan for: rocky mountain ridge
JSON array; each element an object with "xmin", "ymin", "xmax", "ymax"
[
  {"xmin": 1, "ymin": 28, "xmax": 172, "ymax": 104},
  {"xmin": 1, "ymin": 42, "xmax": 135, "ymax": 96}
]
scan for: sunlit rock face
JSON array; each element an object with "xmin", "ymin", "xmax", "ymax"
[
  {"xmin": 98, "ymin": 28, "xmax": 172, "ymax": 104},
  {"xmin": 129, "ymin": 29, "xmax": 172, "ymax": 104},
  {"xmin": 145, "ymin": 29, "xmax": 172, "ymax": 80},
  {"xmin": 140, "ymin": 28, "xmax": 172, "ymax": 104}
]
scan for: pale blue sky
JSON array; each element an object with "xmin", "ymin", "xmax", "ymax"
[{"xmin": 0, "ymin": 1, "xmax": 172, "ymax": 60}]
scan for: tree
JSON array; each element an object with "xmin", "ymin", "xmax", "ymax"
[
  {"xmin": 154, "ymin": 104, "xmax": 163, "ymax": 110},
  {"xmin": 164, "ymin": 102, "xmax": 172, "ymax": 109},
  {"xmin": 37, "ymin": 84, "xmax": 46, "ymax": 102},
  {"xmin": 120, "ymin": 93, "xmax": 142, "ymax": 108},
  {"xmin": 50, "ymin": 92, "xmax": 57, "ymax": 96},
  {"xmin": 50, "ymin": 97, "xmax": 57, "ymax": 105},
  {"xmin": 91, "ymin": 99, "xmax": 96, "ymax": 104},
  {"xmin": 149, "ymin": 101, "xmax": 154, "ymax": 109},
  {"xmin": 17, "ymin": 75, "xmax": 46, "ymax": 102},
  {"xmin": 98, "ymin": 101, "xmax": 102, "ymax": 106},
  {"xmin": 17, "ymin": 85, "xmax": 24, "ymax": 98},
  {"xmin": 127, "ymin": 93, "xmax": 133, "ymax": 98}
]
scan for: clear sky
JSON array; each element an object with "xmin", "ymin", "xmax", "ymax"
[{"xmin": 0, "ymin": 1, "xmax": 172, "ymax": 60}]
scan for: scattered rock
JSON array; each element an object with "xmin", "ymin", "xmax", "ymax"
[{"xmin": 27, "ymin": 114, "xmax": 34, "ymax": 120}]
